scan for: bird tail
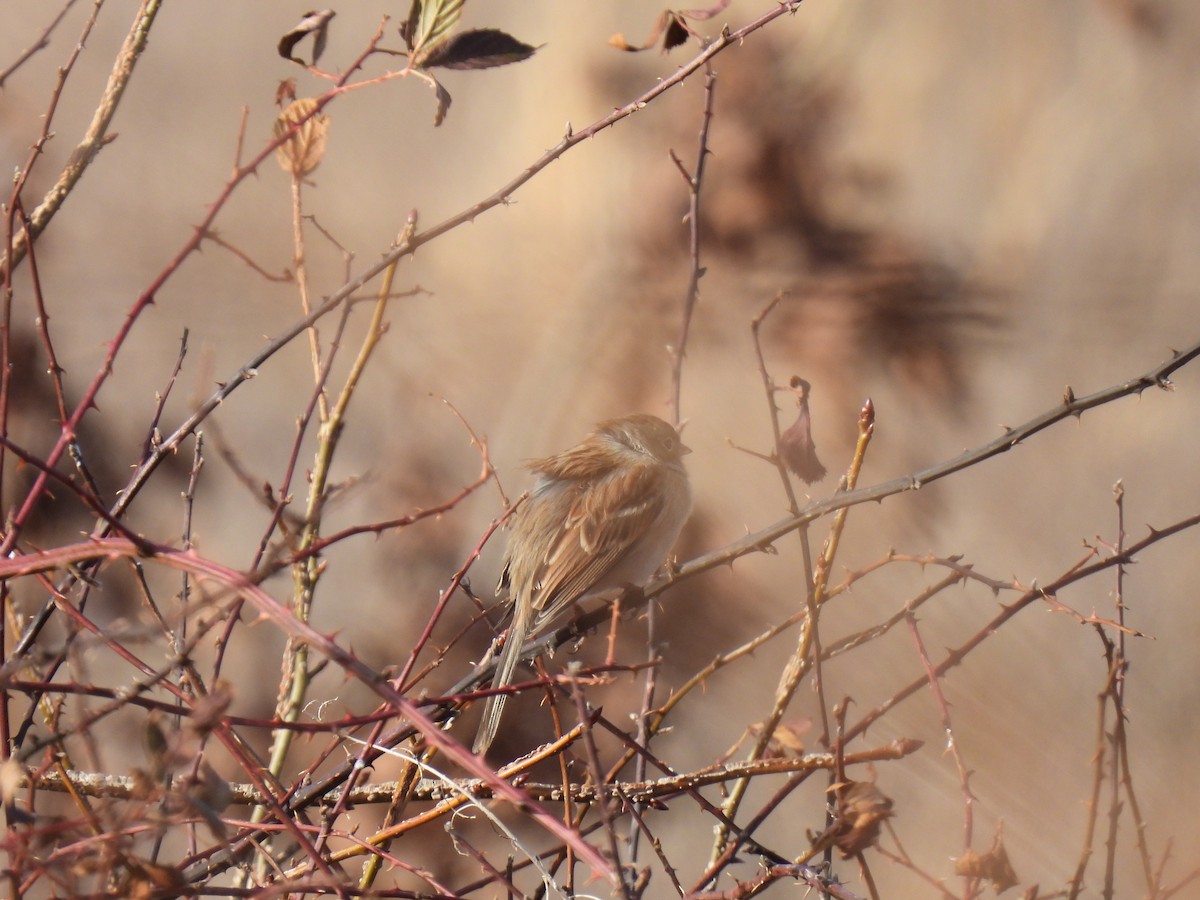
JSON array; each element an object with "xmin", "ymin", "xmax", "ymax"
[{"xmin": 472, "ymin": 598, "xmax": 533, "ymax": 755}]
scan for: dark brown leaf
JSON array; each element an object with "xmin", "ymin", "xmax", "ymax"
[
  {"xmin": 423, "ymin": 29, "xmax": 538, "ymax": 70},
  {"xmin": 429, "ymin": 75, "xmax": 453, "ymax": 127},
  {"xmin": 779, "ymin": 376, "xmax": 826, "ymax": 484},
  {"xmin": 662, "ymin": 15, "xmax": 690, "ymax": 51},
  {"xmin": 277, "ymin": 10, "xmax": 335, "ymax": 66}
]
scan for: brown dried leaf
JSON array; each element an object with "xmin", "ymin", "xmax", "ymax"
[
  {"xmin": 750, "ymin": 718, "xmax": 810, "ymax": 756},
  {"xmin": 955, "ymin": 848, "xmax": 984, "ymax": 877},
  {"xmin": 955, "ymin": 826, "xmax": 1020, "ymax": 893},
  {"xmin": 275, "ymin": 78, "xmax": 298, "ymax": 107},
  {"xmin": 774, "ymin": 724, "xmax": 807, "ymax": 756},
  {"xmin": 609, "ymin": 10, "xmax": 676, "ymax": 52},
  {"xmin": 607, "ymin": 31, "xmax": 642, "ymax": 52},
  {"xmin": 779, "ymin": 377, "xmax": 826, "ymax": 484},
  {"xmin": 830, "ymin": 781, "xmax": 894, "ymax": 856},
  {"xmin": 274, "ymin": 98, "xmax": 329, "ymax": 177},
  {"xmin": 428, "ymin": 75, "xmax": 453, "ymax": 127},
  {"xmin": 122, "ymin": 858, "xmax": 186, "ymax": 900},
  {"xmin": 610, "ymin": 11, "xmax": 691, "ymax": 53}
]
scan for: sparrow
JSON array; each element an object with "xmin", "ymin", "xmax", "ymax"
[{"xmin": 473, "ymin": 414, "xmax": 693, "ymax": 754}]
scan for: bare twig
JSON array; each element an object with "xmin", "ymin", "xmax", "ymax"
[
  {"xmin": 3, "ymin": 0, "xmax": 163, "ymax": 273},
  {"xmin": 668, "ymin": 61, "xmax": 717, "ymax": 427},
  {"xmin": 665, "ymin": 340, "xmax": 1200, "ymax": 588},
  {"xmin": 710, "ymin": 400, "xmax": 874, "ymax": 871},
  {"xmin": 0, "ymin": 0, "xmax": 81, "ymax": 87},
  {"xmin": 904, "ymin": 613, "xmax": 976, "ymax": 881}
]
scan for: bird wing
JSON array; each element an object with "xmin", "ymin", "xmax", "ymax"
[{"xmin": 528, "ymin": 462, "xmax": 666, "ymax": 630}]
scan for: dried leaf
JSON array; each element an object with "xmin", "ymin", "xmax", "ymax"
[
  {"xmin": 771, "ymin": 720, "xmax": 808, "ymax": 755},
  {"xmin": 122, "ymin": 859, "xmax": 186, "ymax": 900},
  {"xmin": 608, "ymin": 32, "xmax": 639, "ymax": 51},
  {"xmin": 274, "ymin": 98, "xmax": 330, "ymax": 177},
  {"xmin": 400, "ymin": 2, "xmax": 418, "ymax": 49},
  {"xmin": 428, "ymin": 75, "xmax": 453, "ymax": 127},
  {"xmin": 779, "ymin": 376, "xmax": 826, "ymax": 484},
  {"xmin": 610, "ymin": 10, "xmax": 694, "ymax": 53},
  {"xmin": 404, "ymin": 0, "xmax": 465, "ymax": 64},
  {"xmin": 275, "ymin": 78, "xmax": 298, "ymax": 107},
  {"xmin": 833, "ymin": 781, "xmax": 894, "ymax": 856},
  {"xmin": 749, "ymin": 718, "xmax": 810, "ymax": 756},
  {"xmin": 277, "ymin": 9, "xmax": 336, "ymax": 66},
  {"xmin": 423, "ymin": 28, "xmax": 538, "ymax": 70},
  {"xmin": 610, "ymin": 10, "xmax": 669, "ymax": 52},
  {"xmin": 662, "ymin": 16, "xmax": 691, "ymax": 51},
  {"xmin": 808, "ymin": 781, "xmax": 894, "ymax": 858},
  {"xmin": 955, "ymin": 825, "xmax": 1020, "ymax": 893}
]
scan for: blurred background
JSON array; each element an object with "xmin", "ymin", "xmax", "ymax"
[{"xmin": 2, "ymin": 0, "xmax": 1198, "ymax": 895}]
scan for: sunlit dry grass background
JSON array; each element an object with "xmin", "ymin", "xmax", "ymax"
[{"xmin": 2, "ymin": 1, "xmax": 1199, "ymax": 896}]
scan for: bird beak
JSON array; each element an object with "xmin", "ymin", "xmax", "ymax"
[{"xmin": 674, "ymin": 418, "xmax": 691, "ymax": 455}]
